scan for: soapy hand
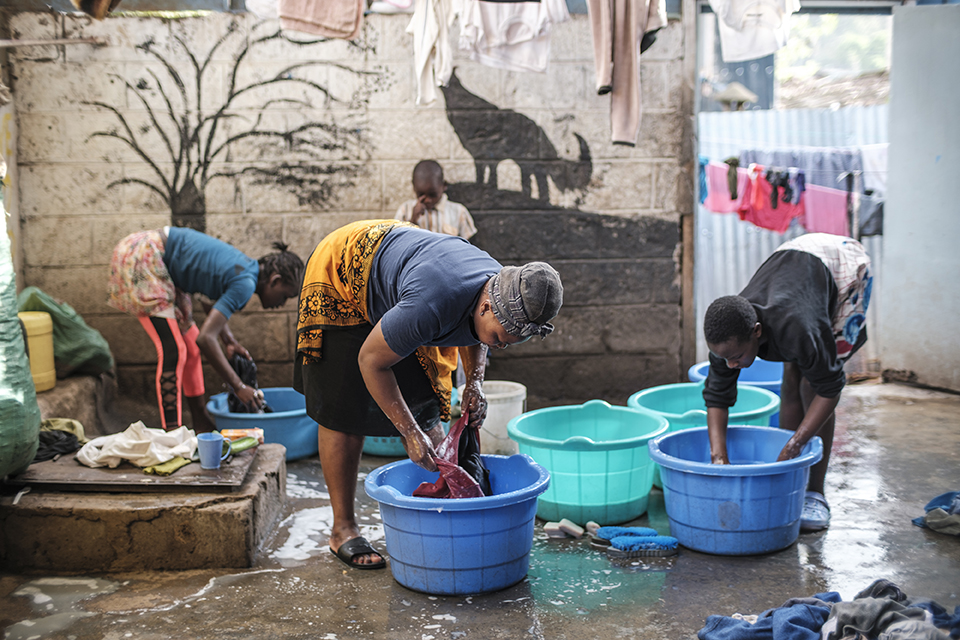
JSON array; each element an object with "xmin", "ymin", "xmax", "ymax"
[
  {"xmin": 776, "ymin": 438, "xmax": 802, "ymax": 462},
  {"xmin": 403, "ymin": 428, "xmax": 438, "ymax": 472},
  {"xmin": 711, "ymin": 452, "xmax": 730, "ymax": 465},
  {"xmin": 460, "ymin": 380, "xmax": 487, "ymax": 430}
]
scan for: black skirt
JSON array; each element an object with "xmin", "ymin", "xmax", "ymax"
[{"xmin": 293, "ymin": 323, "xmax": 442, "ymax": 437}]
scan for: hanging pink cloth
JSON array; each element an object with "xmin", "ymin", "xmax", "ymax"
[
  {"xmin": 801, "ymin": 184, "xmax": 849, "ymax": 236},
  {"xmin": 703, "ymin": 161, "xmax": 748, "ymax": 213},
  {"xmin": 279, "ymin": 0, "xmax": 363, "ymax": 39},
  {"xmin": 412, "ymin": 413, "xmax": 485, "ymax": 499},
  {"xmin": 737, "ymin": 164, "xmax": 804, "ymax": 234}
]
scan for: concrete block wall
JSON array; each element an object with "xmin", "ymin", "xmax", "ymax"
[{"xmin": 7, "ymin": 9, "xmax": 693, "ymax": 410}]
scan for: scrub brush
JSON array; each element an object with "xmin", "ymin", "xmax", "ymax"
[
  {"xmin": 605, "ymin": 535, "xmax": 679, "ymax": 558},
  {"xmin": 589, "ymin": 526, "xmax": 659, "ymax": 549}
]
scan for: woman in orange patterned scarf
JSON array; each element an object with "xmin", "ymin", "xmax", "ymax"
[{"xmin": 295, "ymin": 219, "xmax": 563, "ymax": 570}]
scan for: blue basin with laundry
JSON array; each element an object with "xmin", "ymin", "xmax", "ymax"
[
  {"xmin": 649, "ymin": 426, "xmax": 822, "ymax": 555},
  {"xmin": 365, "ymin": 453, "xmax": 549, "ymax": 596},
  {"xmin": 207, "ymin": 387, "xmax": 318, "ymax": 461}
]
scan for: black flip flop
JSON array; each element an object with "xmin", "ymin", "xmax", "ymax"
[{"xmin": 330, "ymin": 536, "xmax": 387, "ymax": 570}]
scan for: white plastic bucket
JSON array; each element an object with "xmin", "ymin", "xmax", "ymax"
[{"xmin": 459, "ymin": 381, "xmax": 527, "ymax": 455}]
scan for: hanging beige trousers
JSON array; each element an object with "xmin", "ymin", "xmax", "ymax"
[{"xmin": 587, "ymin": 0, "xmax": 666, "ymax": 146}]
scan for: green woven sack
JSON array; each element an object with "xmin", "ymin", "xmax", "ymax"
[
  {"xmin": 17, "ymin": 286, "xmax": 114, "ymax": 378},
  {"xmin": 0, "ymin": 230, "xmax": 40, "ymax": 478}
]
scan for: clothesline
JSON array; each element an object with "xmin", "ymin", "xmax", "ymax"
[
  {"xmin": 699, "ymin": 158, "xmax": 883, "ymax": 238},
  {"xmin": 713, "ymin": 165, "xmax": 887, "ymax": 176},
  {"xmin": 700, "ymin": 135, "xmax": 889, "ymax": 145}
]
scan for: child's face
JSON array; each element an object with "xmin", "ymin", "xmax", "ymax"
[{"xmin": 413, "ymin": 175, "xmax": 444, "ymax": 210}]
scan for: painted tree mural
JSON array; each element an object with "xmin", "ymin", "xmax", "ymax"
[{"xmin": 86, "ymin": 19, "xmax": 386, "ymax": 231}]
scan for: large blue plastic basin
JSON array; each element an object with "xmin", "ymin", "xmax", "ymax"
[
  {"xmin": 649, "ymin": 426, "xmax": 822, "ymax": 555},
  {"xmin": 628, "ymin": 382, "xmax": 780, "ymax": 488},
  {"xmin": 365, "ymin": 454, "xmax": 549, "ymax": 595},
  {"xmin": 207, "ymin": 387, "xmax": 318, "ymax": 461},
  {"xmin": 507, "ymin": 400, "xmax": 668, "ymax": 525},
  {"xmin": 688, "ymin": 358, "xmax": 784, "ymax": 426}
]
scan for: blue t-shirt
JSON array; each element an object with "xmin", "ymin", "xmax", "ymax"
[
  {"xmin": 368, "ymin": 227, "xmax": 501, "ymax": 358},
  {"xmin": 162, "ymin": 227, "xmax": 259, "ymax": 319}
]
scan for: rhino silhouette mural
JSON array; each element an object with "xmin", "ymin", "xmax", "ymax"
[
  {"xmin": 437, "ymin": 71, "xmax": 682, "ymax": 405},
  {"xmin": 441, "ymin": 70, "xmax": 592, "ymax": 208},
  {"xmin": 85, "ymin": 20, "xmax": 385, "ymax": 232}
]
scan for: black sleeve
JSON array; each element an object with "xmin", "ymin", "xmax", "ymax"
[
  {"xmin": 702, "ymin": 352, "xmax": 740, "ymax": 408},
  {"xmin": 795, "ymin": 323, "xmax": 846, "ymax": 399}
]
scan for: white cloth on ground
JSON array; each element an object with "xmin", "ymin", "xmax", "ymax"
[{"xmin": 77, "ymin": 421, "xmax": 197, "ymax": 469}]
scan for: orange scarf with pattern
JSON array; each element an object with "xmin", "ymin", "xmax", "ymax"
[{"xmin": 297, "ymin": 219, "xmax": 458, "ymax": 419}]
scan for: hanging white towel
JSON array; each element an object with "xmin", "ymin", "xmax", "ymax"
[
  {"xmin": 77, "ymin": 421, "xmax": 197, "ymax": 469},
  {"xmin": 709, "ymin": 0, "xmax": 800, "ymax": 63},
  {"xmin": 408, "ymin": 0, "xmax": 456, "ymax": 105},
  {"xmin": 458, "ymin": 0, "xmax": 570, "ymax": 73},
  {"xmin": 245, "ymin": 0, "xmax": 279, "ymax": 20},
  {"xmin": 860, "ymin": 143, "xmax": 888, "ymax": 197}
]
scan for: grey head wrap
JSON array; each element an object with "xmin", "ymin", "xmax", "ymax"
[{"xmin": 489, "ymin": 262, "xmax": 563, "ymax": 339}]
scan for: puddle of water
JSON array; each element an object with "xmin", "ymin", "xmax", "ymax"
[
  {"xmin": 286, "ymin": 473, "xmax": 330, "ymax": 500},
  {"xmin": 6, "ymin": 577, "xmax": 119, "ymax": 640},
  {"xmin": 525, "ymin": 535, "xmax": 669, "ymax": 615},
  {"xmin": 270, "ymin": 506, "xmax": 384, "ymax": 563}
]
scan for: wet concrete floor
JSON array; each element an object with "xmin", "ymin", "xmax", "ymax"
[{"xmin": 1, "ymin": 381, "xmax": 958, "ymax": 640}]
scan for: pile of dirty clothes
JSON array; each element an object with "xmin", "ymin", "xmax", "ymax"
[
  {"xmin": 698, "ymin": 579, "xmax": 960, "ymax": 640},
  {"xmin": 912, "ymin": 491, "xmax": 960, "ymax": 537}
]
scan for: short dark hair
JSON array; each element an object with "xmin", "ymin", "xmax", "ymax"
[
  {"xmin": 413, "ymin": 159, "xmax": 443, "ymax": 185},
  {"xmin": 704, "ymin": 295, "xmax": 757, "ymax": 344},
  {"xmin": 259, "ymin": 242, "xmax": 304, "ymax": 289}
]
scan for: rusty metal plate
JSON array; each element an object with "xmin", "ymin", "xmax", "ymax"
[{"xmin": 6, "ymin": 449, "xmax": 259, "ymax": 493}]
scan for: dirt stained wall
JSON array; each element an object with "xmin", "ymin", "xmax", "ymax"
[{"xmin": 8, "ymin": 9, "xmax": 692, "ymax": 409}]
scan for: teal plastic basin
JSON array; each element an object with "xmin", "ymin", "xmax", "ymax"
[
  {"xmin": 365, "ymin": 453, "xmax": 549, "ymax": 595},
  {"xmin": 506, "ymin": 400, "xmax": 668, "ymax": 525},
  {"xmin": 628, "ymin": 382, "xmax": 781, "ymax": 487},
  {"xmin": 649, "ymin": 426, "xmax": 822, "ymax": 555}
]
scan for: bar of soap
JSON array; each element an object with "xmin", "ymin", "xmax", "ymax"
[
  {"xmin": 558, "ymin": 518, "xmax": 584, "ymax": 538},
  {"xmin": 585, "ymin": 521, "xmax": 601, "ymax": 536},
  {"xmin": 543, "ymin": 522, "xmax": 568, "ymax": 538}
]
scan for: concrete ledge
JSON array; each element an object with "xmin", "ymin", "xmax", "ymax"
[
  {"xmin": 34, "ymin": 373, "xmax": 117, "ymax": 437},
  {"xmin": 0, "ymin": 444, "xmax": 286, "ymax": 573}
]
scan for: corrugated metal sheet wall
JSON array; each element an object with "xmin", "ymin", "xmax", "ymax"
[{"xmin": 695, "ymin": 105, "xmax": 888, "ymax": 368}]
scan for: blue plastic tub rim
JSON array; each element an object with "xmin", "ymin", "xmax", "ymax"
[
  {"xmin": 627, "ymin": 382, "xmax": 780, "ymax": 422},
  {"xmin": 207, "ymin": 387, "xmax": 305, "ymax": 422},
  {"xmin": 648, "ymin": 426, "xmax": 823, "ymax": 477},
  {"xmin": 506, "ymin": 399, "xmax": 669, "ymax": 452},
  {"xmin": 687, "ymin": 359, "xmax": 783, "ymax": 387},
  {"xmin": 364, "ymin": 453, "xmax": 550, "ymax": 512}
]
